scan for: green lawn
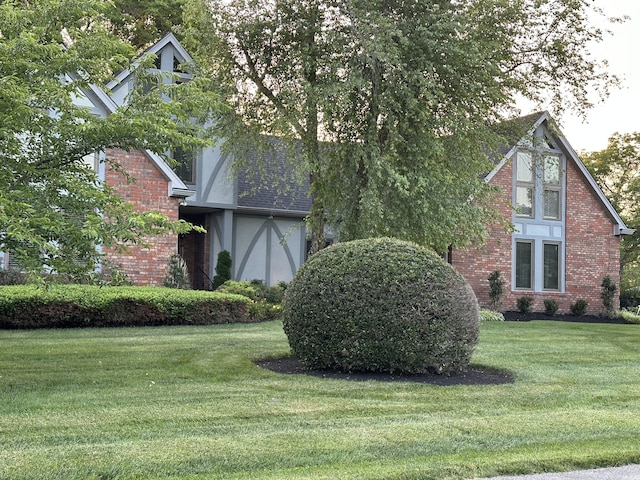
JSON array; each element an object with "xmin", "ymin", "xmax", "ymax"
[{"xmin": 1, "ymin": 320, "xmax": 639, "ymax": 480}]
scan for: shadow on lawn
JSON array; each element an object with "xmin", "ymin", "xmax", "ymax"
[
  {"xmin": 256, "ymin": 356, "xmax": 515, "ymax": 386},
  {"xmin": 257, "ymin": 314, "xmax": 625, "ymax": 386},
  {"xmin": 502, "ymin": 311, "xmax": 627, "ymax": 324}
]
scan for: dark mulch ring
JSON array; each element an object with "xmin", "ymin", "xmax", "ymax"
[
  {"xmin": 256, "ymin": 313, "xmax": 625, "ymax": 386},
  {"xmin": 255, "ymin": 356, "xmax": 515, "ymax": 386},
  {"xmin": 502, "ymin": 311, "xmax": 627, "ymax": 324}
]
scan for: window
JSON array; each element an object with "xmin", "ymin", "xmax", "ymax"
[
  {"xmin": 543, "ymin": 243, "xmax": 559, "ymax": 290},
  {"xmin": 543, "ymin": 154, "xmax": 561, "ymax": 219},
  {"xmin": 515, "ymin": 151, "xmax": 534, "ymax": 217},
  {"xmin": 515, "ymin": 150, "xmax": 563, "ymax": 220},
  {"xmin": 515, "ymin": 241, "xmax": 533, "ymax": 289},
  {"xmin": 172, "ymin": 147, "xmax": 196, "ymax": 184}
]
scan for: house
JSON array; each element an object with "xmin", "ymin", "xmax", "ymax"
[
  {"xmin": 451, "ymin": 112, "xmax": 633, "ymax": 313},
  {"xmin": 8, "ymin": 35, "xmax": 629, "ymax": 314},
  {"xmin": 87, "ymin": 34, "xmax": 312, "ymax": 289}
]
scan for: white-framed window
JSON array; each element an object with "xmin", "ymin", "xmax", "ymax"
[
  {"xmin": 515, "ymin": 151, "xmax": 534, "ymax": 217},
  {"xmin": 514, "ymin": 149, "xmax": 564, "ymax": 221},
  {"xmin": 514, "ymin": 239, "xmax": 562, "ymax": 292},
  {"xmin": 515, "ymin": 240, "xmax": 534, "ymax": 289},
  {"xmin": 543, "ymin": 242, "xmax": 560, "ymax": 290},
  {"xmin": 542, "ymin": 154, "xmax": 561, "ymax": 220}
]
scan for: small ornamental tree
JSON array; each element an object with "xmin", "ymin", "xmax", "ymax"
[
  {"xmin": 163, "ymin": 254, "xmax": 191, "ymax": 289},
  {"xmin": 282, "ymin": 238, "xmax": 480, "ymax": 375},
  {"xmin": 600, "ymin": 275, "xmax": 618, "ymax": 317},
  {"xmin": 487, "ymin": 270, "xmax": 505, "ymax": 311},
  {"xmin": 212, "ymin": 250, "xmax": 232, "ymax": 289}
]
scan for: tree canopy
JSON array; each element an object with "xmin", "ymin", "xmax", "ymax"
[
  {"xmin": 0, "ymin": 0, "xmax": 217, "ymax": 282},
  {"xmin": 183, "ymin": 0, "xmax": 621, "ymax": 253},
  {"xmin": 583, "ymin": 133, "xmax": 640, "ymax": 290},
  {"xmin": 107, "ymin": 0, "xmax": 185, "ymax": 50}
]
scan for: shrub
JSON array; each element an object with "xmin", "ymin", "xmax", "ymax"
[
  {"xmin": 480, "ymin": 308, "xmax": 505, "ymax": 322},
  {"xmin": 213, "ymin": 250, "xmax": 232, "ymax": 289},
  {"xmin": 618, "ymin": 308, "xmax": 640, "ymax": 325},
  {"xmin": 163, "ymin": 254, "xmax": 191, "ymax": 289},
  {"xmin": 544, "ymin": 299, "xmax": 559, "ymax": 316},
  {"xmin": 570, "ymin": 299, "xmax": 588, "ymax": 316},
  {"xmin": 0, "ymin": 285, "xmax": 252, "ymax": 329},
  {"xmin": 487, "ymin": 270, "xmax": 505, "ymax": 310},
  {"xmin": 217, "ymin": 280, "xmax": 286, "ymax": 321},
  {"xmin": 600, "ymin": 275, "xmax": 617, "ymax": 317},
  {"xmin": 620, "ymin": 288, "xmax": 640, "ymax": 309},
  {"xmin": 517, "ymin": 296, "xmax": 534, "ymax": 314},
  {"xmin": 282, "ymin": 237, "xmax": 480, "ymax": 375},
  {"xmin": 96, "ymin": 261, "xmax": 133, "ymax": 287},
  {"xmin": 217, "ymin": 280, "xmax": 257, "ymax": 299}
]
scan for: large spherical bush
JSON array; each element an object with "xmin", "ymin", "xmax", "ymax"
[{"xmin": 282, "ymin": 238, "xmax": 479, "ymax": 375}]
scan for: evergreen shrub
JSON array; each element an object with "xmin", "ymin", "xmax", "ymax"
[
  {"xmin": 213, "ymin": 250, "xmax": 232, "ymax": 289},
  {"xmin": 570, "ymin": 299, "xmax": 588, "ymax": 316},
  {"xmin": 282, "ymin": 238, "xmax": 480, "ymax": 375},
  {"xmin": 217, "ymin": 279, "xmax": 286, "ymax": 321},
  {"xmin": 544, "ymin": 299, "xmax": 559, "ymax": 316},
  {"xmin": 517, "ymin": 296, "xmax": 534, "ymax": 314},
  {"xmin": 487, "ymin": 270, "xmax": 505, "ymax": 310},
  {"xmin": 0, "ymin": 285, "xmax": 252, "ymax": 329},
  {"xmin": 600, "ymin": 275, "xmax": 617, "ymax": 316}
]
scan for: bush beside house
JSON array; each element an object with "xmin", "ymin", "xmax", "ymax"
[{"xmin": 0, "ymin": 285, "xmax": 254, "ymax": 329}]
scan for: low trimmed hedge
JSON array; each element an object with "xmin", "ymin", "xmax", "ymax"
[{"xmin": 0, "ymin": 285, "xmax": 254, "ymax": 329}]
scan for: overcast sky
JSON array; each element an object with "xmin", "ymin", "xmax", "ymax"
[{"xmin": 558, "ymin": 0, "xmax": 640, "ymax": 153}]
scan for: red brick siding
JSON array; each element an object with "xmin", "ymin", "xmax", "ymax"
[
  {"xmin": 452, "ymin": 156, "xmax": 621, "ymax": 314},
  {"xmin": 453, "ymin": 159, "xmax": 514, "ymax": 309},
  {"xmin": 564, "ymin": 159, "xmax": 621, "ymax": 313},
  {"xmin": 103, "ymin": 148, "xmax": 179, "ymax": 286}
]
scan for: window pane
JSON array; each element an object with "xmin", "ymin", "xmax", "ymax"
[
  {"xmin": 543, "ymin": 189, "xmax": 560, "ymax": 219},
  {"xmin": 516, "ymin": 186, "xmax": 533, "ymax": 216},
  {"xmin": 516, "ymin": 151, "xmax": 533, "ymax": 182},
  {"xmin": 543, "ymin": 155, "xmax": 560, "ymax": 184},
  {"xmin": 515, "ymin": 242, "xmax": 532, "ymax": 289},
  {"xmin": 544, "ymin": 243, "xmax": 559, "ymax": 290},
  {"xmin": 173, "ymin": 147, "xmax": 195, "ymax": 183}
]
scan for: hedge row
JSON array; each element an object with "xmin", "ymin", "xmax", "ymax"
[{"xmin": 0, "ymin": 285, "xmax": 254, "ymax": 329}]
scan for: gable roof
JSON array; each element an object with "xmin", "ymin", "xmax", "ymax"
[
  {"xmin": 74, "ymin": 35, "xmax": 195, "ymax": 199},
  {"xmin": 106, "ymin": 33, "xmax": 192, "ymax": 90},
  {"xmin": 486, "ymin": 111, "xmax": 633, "ymax": 235}
]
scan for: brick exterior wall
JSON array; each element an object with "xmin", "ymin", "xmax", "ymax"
[
  {"xmin": 453, "ymin": 155, "xmax": 621, "ymax": 315},
  {"xmin": 563, "ymin": 158, "xmax": 621, "ymax": 313},
  {"xmin": 452, "ymin": 159, "xmax": 515, "ymax": 310},
  {"xmin": 103, "ymin": 148, "xmax": 180, "ymax": 286}
]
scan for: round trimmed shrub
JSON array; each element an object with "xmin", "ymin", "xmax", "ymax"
[{"xmin": 282, "ymin": 238, "xmax": 479, "ymax": 375}]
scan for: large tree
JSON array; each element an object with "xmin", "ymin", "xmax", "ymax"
[
  {"xmin": 0, "ymin": 0, "xmax": 217, "ymax": 282},
  {"xmin": 183, "ymin": 0, "xmax": 621, "ymax": 253},
  {"xmin": 583, "ymin": 133, "xmax": 640, "ymax": 290},
  {"xmin": 106, "ymin": 0, "xmax": 185, "ymax": 50}
]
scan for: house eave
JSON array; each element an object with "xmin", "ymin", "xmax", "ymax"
[
  {"xmin": 616, "ymin": 226, "xmax": 635, "ymax": 236},
  {"xmin": 171, "ymin": 187, "xmax": 196, "ymax": 199}
]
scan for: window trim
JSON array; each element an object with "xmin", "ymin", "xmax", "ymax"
[
  {"xmin": 515, "ymin": 151, "xmax": 535, "ymax": 218},
  {"xmin": 515, "ymin": 240, "xmax": 534, "ymax": 290},
  {"xmin": 542, "ymin": 241, "xmax": 560, "ymax": 291},
  {"xmin": 542, "ymin": 154, "xmax": 562, "ymax": 220}
]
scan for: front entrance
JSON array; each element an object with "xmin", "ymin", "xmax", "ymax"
[{"xmin": 178, "ymin": 214, "xmax": 210, "ymax": 290}]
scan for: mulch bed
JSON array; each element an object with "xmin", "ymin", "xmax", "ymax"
[
  {"xmin": 256, "ymin": 313, "xmax": 626, "ymax": 386},
  {"xmin": 502, "ymin": 311, "xmax": 627, "ymax": 324},
  {"xmin": 255, "ymin": 356, "xmax": 515, "ymax": 386}
]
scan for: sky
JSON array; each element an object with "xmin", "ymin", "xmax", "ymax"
[{"xmin": 558, "ymin": 0, "xmax": 640, "ymax": 153}]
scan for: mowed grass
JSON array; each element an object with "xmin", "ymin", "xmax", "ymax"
[{"xmin": 1, "ymin": 320, "xmax": 639, "ymax": 480}]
